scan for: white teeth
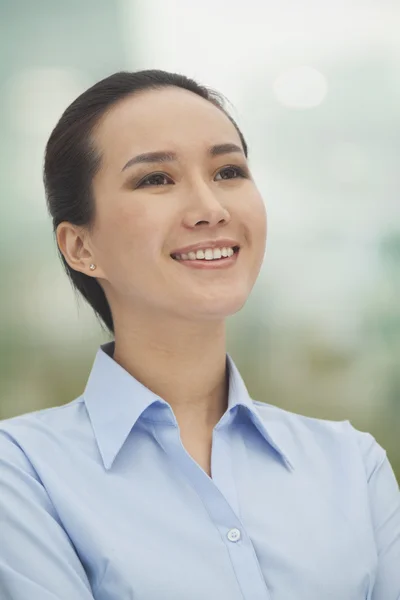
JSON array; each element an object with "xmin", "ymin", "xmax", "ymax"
[{"xmin": 173, "ymin": 246, "xmax": 237, "ymax": 260}]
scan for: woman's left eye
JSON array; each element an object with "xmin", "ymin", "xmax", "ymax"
[{"xmin": 215, "ymin": 165, "xmax": 248, "ymax": 181}]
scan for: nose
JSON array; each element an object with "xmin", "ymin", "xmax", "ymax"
[{"xmin": 182, "ymin": 180, "xmax": 231, "ymax": 229}]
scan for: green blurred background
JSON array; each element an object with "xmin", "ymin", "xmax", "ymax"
[{"xmin": 0, "ymin": 0, "xmax": 399, "ymax": 479}]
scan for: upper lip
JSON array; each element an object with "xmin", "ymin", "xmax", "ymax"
[{"xmin": 170, "ymin": 238, "xmax": 240, "ymax": 256}]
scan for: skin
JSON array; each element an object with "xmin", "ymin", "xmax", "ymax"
[{"xmin": 57, "ymin": 86, "xmax": 267, "ymax": 474}]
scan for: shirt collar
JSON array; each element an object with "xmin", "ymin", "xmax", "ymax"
[{"xmin": 83, "ymin": 340, "xmax": 295, "ymax": 471}]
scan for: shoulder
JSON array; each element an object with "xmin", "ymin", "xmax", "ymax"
[
  {"xmin": 251, "ymin": 400, "xmax": 386, "ymax": 478},
  {"xmin": 0, "ymin": 396, "xmax": 87, "ymax": 465}
]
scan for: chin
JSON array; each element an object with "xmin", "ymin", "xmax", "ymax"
[{"xmin": 193, "ymin": 293, "xmax": 249, "ymax": 320}]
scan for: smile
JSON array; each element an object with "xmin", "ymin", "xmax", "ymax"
[
  {"xmin": 171, "ymin": 246, "xmax": 239, "ymax": 261},
  {"xmin": 171, "ymin": 247, "xmax": 240, "ymax": 269}
]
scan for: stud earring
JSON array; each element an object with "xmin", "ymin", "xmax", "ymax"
[{"xmin": 89, "ymin": 264, "xmax": 96, "ymax": 271}]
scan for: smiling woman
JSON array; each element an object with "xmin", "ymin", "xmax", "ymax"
[{"xmin": 0, "ymin": 70, "xmax": 399, "ymax": 600}]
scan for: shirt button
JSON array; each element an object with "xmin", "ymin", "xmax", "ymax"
[{"xmin": 227, "ymin": 528, "xmax": 241, "ymax": 542}]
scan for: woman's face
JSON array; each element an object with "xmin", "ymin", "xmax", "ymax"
[{"xmin": 87, "ymin": 86, "xmax": 267, "ymax": 323}]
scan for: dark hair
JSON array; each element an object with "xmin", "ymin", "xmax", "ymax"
[{"xmin": 44, "ymin": 70, "xmax": 248, "ymax": 336}]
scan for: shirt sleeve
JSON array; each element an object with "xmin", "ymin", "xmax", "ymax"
[
  {"xmin": 0, "ymin": 429, "xmax": 95, "ymax": 599},
  {"xmin": 348, "ymin": 422, "xmax": 400, "ymax": 600}
]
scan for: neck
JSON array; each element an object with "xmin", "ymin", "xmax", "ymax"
[{"xmin": 112, "ymin": 312, "xmax": 229, "ymax": 433}]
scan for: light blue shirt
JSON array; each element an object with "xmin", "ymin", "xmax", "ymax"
[{"xmin": 1, "ymin": 341, "xmax": 399, "ymax": 600}]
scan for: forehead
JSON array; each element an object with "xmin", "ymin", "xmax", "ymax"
[{"xmin": 93, "ymin": 86, "xmax": 240, "ymax": 165}]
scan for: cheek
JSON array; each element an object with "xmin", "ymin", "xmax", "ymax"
[
  {"xmin": 241, "ymin": 192, "xmax": 267, "ymax": 239},
  {"xmin": 100, "ymin": 201, "xmax": 167, "ymax": 265}
]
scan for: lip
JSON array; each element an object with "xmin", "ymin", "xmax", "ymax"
[
  {"xmin": 170, "ymin": 238, "xmax": 240, "ymax": 258},
  {"xmin": 173, "ymin": 248, "xmax": 240, "ymax": 269}
]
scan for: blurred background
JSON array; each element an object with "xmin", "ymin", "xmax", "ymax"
[{"xmin": 0, "ymin": 0, "xmax": 399, "ymax": 479}]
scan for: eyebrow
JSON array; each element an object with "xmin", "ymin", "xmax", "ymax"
[{"xmin": 121, "ymin": 143, "xmax": 244, "ymax": 172}]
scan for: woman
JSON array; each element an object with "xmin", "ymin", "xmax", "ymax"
[{"xmin": 0, "ymin": 70, "xmax": 398, "ymax": 600}]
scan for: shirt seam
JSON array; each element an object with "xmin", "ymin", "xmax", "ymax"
[{"xmin": 140, "ymin": 417, "xmax": 247, "ymax": 426}]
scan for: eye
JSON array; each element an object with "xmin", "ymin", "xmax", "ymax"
[
  {"xmin": 135, "ymin": 164, "xmax": 249, "ymax": 188},
  {"xmin": 215, "ymin": 165, "xmax": 248, "ymax": 181},
  {"xmin": 136, "ymin": 172, "xmax": 173, "ymax": 188}
]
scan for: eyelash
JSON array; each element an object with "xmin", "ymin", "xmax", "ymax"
[{"xmin": 135, "ymin": 165, "xmax": 249, "ymax": 188}]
